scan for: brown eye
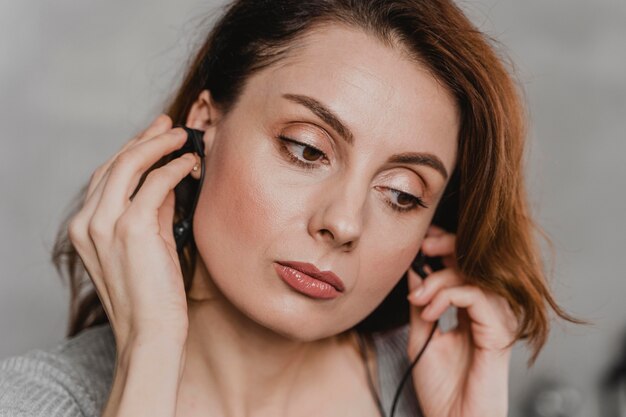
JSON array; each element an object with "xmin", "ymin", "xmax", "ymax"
[
  {"xmin": 396, "ymin": 192, "xmax": 414, "ymax": 206},
  {"xmin": 277, "ymin": 135, "xmax": 328, "ymax": 169},
  {"xmin": 302, "ymin": 146, "xmax": 324, "ymax": 162},
  {"xmin": 377, "ymin": 186, "xmax": 429, "ymax": 213}
]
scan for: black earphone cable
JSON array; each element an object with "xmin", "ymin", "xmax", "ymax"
[
  {"xmin": 356, "ymin": 317, "xmax": 438, "ymax": 417},
  {"xmin": 388, "ymin": 318, "xmax": 438, "ymax": 417},
  {"xmin": 382, "ymin": 252, "xmax": 439, "ymax": 417}
]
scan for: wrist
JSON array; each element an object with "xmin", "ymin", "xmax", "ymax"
[
  {"xmin": 106, "ymin": 332, "xmax": 187, "ymax": 417},
  {"xmin": 116, "ymin": 331, "xmax": 187, "ymax": 373}
]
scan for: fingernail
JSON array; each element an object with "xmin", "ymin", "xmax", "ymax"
[
  {"xmin": 172, "ymin": 127, "xmax": 187, "ymax": 138},
  {"xmin": 408, "ymin": 286, "xmax": 424, "ymax": 300}
]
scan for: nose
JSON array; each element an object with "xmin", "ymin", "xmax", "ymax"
[{"xmin": 308, "ymin": 178, "xmax": 365, "ymax": 251}]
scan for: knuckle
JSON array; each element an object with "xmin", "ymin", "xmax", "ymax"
[
  {"xmin": 144, "ymin": 166, "xmax": 163, "ymax": 183},
  {"xmin": 135, "ymin": 127, "xmax": 148, "ymax": 139},
  {"xmin": 96, "ymin": 161, "xmax": 112, "ymax": 176},
  {"xmin": 112, "ymin": 152, "xmax": 135, "ymax": 170},
  {"xmin": 425, "ymin": 268, "xmax": 459, "ymax": 290},
  {"xmin": 88, "ymin": 216, "xmax": 110, "ymax": 239},
  {"xmin": 68, "ymin": 216, "xmax": 86, "ymax": 244},
  {"xmin": 431, "ymin": 288, "xmax": 448, "ymax": 304},
  {"xmin": 89, "ymin": 167, "xmax": 106, "ymax": 187},
  {"xmin": 139, "ymin": 170, "xmax": 162, "ymax": 191},
  {"xmin": 147, "ymin": 160, "xmax": 183, "ymax": 183},
  {"xmin": 88, "ymin": 167, "xmax": 104, "ymax": 187},
  {"xmin": 467, "ymin": 285, "xmax": 485, "ymax": 300},
  {"xmin": 436, "ymin": 285, "xmax": 458, "ymax": 302},
  {"xmin": 95, "ymin": 160, "xmax": 110, "ymax": 174}
]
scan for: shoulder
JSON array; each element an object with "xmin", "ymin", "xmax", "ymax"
[
  {"xmin": 0, "ymin": 324, "xmax": 116, "ymax": 417},
  {"xmin": 371, "ymin": 324, "xmax": 424, "ymax": 417}
]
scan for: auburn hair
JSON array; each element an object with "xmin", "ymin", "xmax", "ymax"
[{"xmin": 52, "ymin": 0, "xmax": 587, "ymax": 367}]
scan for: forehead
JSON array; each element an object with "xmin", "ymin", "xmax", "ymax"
[{"xmin": 240, "ymin": 24, "xmax": 459, "ymax": 171}]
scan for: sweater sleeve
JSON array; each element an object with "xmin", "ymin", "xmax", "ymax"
[
  {"xmin": 0, "ymin": 324, "xmax": 116, "ymax": 417},
  {"xmin": 0, "ymin": 350, "xmax": 90, "ymax": 417}
]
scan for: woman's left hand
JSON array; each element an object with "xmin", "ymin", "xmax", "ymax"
[{"xmin": 406, "ymin": 225, "xmax": 519, "ymax": 417}]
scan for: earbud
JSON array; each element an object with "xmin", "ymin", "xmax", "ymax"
[{"xmin": 172, "ymin": 126, "xmax": 206, "ymax": 252}]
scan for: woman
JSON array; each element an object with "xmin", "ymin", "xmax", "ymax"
[{"xmin": 0, "ymin": 0, "xmax": 584, "ymax": 416}]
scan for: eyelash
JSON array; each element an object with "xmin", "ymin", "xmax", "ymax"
[{"xmin": 276, "ymin": 135, "xmax": 429, "ymax": 213}]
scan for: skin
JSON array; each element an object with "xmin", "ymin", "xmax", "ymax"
[{"xmin": 71, "ymin": 23, "xmax": 517, "ymax": 417}]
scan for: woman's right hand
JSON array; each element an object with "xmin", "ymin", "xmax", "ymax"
[{"xmin": 67, "ymin": 114, "xmax": 198, "ymax": 351}]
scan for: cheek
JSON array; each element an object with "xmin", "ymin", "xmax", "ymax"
[
  {"xmin": 192, "ymin": 138, "xmax": 278, "ymax": 283},
  {"xmin": 357, "ymin": 237, "xmax": 422, "ymax": 299}
]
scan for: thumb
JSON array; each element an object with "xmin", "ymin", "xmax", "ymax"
[{"xmin": 158, "ymin": 189, "xmax": 177, "ymax": 249}]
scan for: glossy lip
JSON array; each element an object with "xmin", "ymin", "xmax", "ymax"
[
  {"xmin": 275, "ymin": 260, "xmax": 346, "ymax": 292},
  {"xmin": 273, "ymin": 263, "xmax": 343, "ymax": 300}
]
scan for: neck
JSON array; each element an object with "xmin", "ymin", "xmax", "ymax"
[{"xmin": 176, "ymin": 261, "xmax": 366, "ymax": 417}]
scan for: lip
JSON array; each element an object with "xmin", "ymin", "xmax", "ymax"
[{"xmin": 274, "ymin": 261, "xmax": 345, "ymax": 299}]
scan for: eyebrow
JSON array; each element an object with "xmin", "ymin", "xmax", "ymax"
[{"xmin": 281, "ymin": 93, "xmax": 449, "ymax": 181}]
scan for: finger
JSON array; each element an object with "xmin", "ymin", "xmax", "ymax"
[
  {"xmin": 85, "ymin": 114, "xmax": 172, "ymax": 199},
  {"xmin": 85, "ymin": 128, "xmax": 185, "ymax": 257},
  {"xmin": 93, "ymin": 128, "xmax": 188, "ymax": 223},
  {"xmin": 421, "ymin": 232, "xmax": 456, "ymax": 257},
  {"xmin": 157, "ymin": 189, "xmax": 178, "ymax": 251},
  {"xmin": 407, "ymin": 267, "xmax": 464, "ymax": 305},
  {"xmin": 83, "ymin": 168, "xmax": 113, "ymax": 216},
  {"xmin": 121, "ymin": 154, "xmax": 196, "ymax": 233},
  {"xmin": 68, "ymin": 215, "xmax": 113, "ymax": 318},
  {"xmin": 420, "ymin": 285, "xmax": 490, "ymax": 326},
  {"xmin": 85, "ymin": 161, "xmax": 119, "ymax": 203},
  {"xmin": 426, "ymin": 224, "xmax": 447, "ymax": 237},
  {"xmin": 422, "ymin": 233, "xmax": 458, "ymax": 269},
  {"xmin": 123, "ymin": 113, "xmax": 172, "ymax": 154},
  {"xmin": 85, "ymin": 115, "xmax": 173, "ymax": 205},
  {"xmin": 136, "ymin": 114, "xmax": 172, "ymax": 142}
]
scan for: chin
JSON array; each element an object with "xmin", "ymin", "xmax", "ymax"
[
  {"xmin": 263, "ymin": 319, "xmax": 347, "ymax": 342},
  {"xmin": 230, "ymin": 293, "xmax": 356, "ymax": 342}
]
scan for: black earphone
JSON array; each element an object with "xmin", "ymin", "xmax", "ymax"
[{"xmin": 170, "ymin": 126, "xmax": 206, "ymax": 252}]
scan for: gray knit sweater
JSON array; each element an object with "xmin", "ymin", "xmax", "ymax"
[{"xmin": 0, "ymin": 324, "xmax": 423, "ymax": 416}]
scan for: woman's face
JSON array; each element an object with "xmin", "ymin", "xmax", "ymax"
[{"xmin": 188, "ymin": 24, "xmax": 459, "ymax": 341}]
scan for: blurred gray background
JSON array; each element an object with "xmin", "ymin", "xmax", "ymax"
[{"xmin": 1, "ymin": 1, "xmax": 624, "ymax": 416}]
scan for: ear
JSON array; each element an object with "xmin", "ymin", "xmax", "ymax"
[{"xmin": 185, "ymin": 89, "xmax": 221, "ymax": 179}]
